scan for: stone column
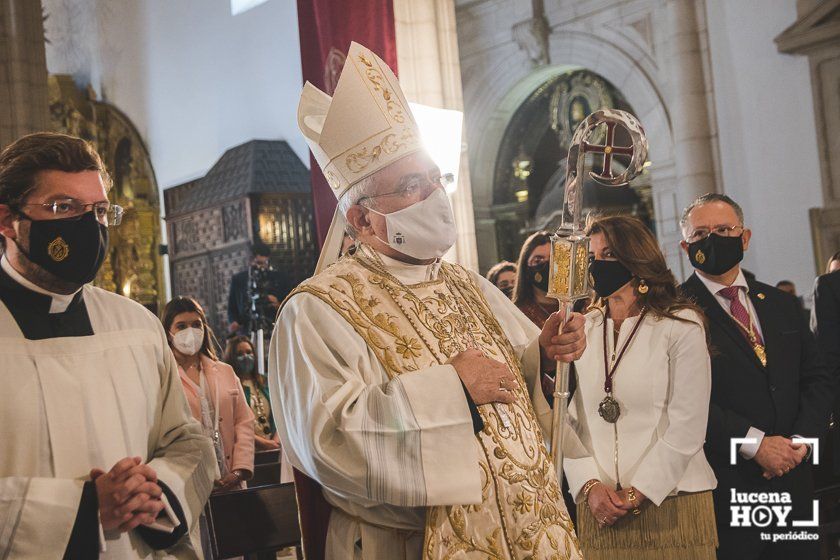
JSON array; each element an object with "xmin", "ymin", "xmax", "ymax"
[
  {"xmin": 665, "ymin": 0, "xmax": 718, "ymax": 215},
  {"xmin": 0, "ymin": 0, "xmax": 49, "ymax": 149},
  {"xmin": 776, "ymin": 0, "xmax": 840, "ymax": 273},
  {"xmin": 394, "ymin": 0, "xmax": 479, "ymax": 272}
]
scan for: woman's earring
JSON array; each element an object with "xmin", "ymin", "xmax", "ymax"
[{"xmin": 637, "ymin": 279, "xmax": 649, "ymax": 294}]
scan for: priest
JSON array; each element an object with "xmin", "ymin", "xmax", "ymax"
[
  {"xmin": 0, "ymin": 132, "xmax": 216, "ymax": 559},
  {"xmin": 269, "ymin": 42, "xmax": 585, "ymax": 560}
]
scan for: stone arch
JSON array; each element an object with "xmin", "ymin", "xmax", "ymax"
[{"xmin": 464, "ymin": 31, "xmax": 682, "ymax": 273}]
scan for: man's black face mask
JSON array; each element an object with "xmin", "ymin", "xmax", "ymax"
[
  {"xmin": 687, "ymin": 233, "xmax": 744, "ymax": 276},
  {"xmin": 13, "ymin": 210, "xmax": 109, "ymax": 285}
]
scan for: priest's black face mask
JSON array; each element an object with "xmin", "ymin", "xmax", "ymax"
[{"xmin": 12, "ymin": 210, "xmax": 109, "ymax": 285}]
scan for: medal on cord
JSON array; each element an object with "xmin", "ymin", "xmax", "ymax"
[{"xmin": 599, "ymin": 307, "xmax": 648, "ymax": 489}]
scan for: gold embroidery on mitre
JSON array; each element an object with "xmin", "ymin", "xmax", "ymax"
[
  {"xmin": 345, "ymin": 133, "xmax": 400, "ymax": 173},
  {"xmin": 286, "ymin": 254, "xmax": 582, "ymax": 560},
  {"xmin": 48, "ymin": 237, "xmax": 70, "ymax": 262},
  {"xmin": 324, "ymin": 170, "xmax": 341, "ymax": 191},
  {"xmin": 695, "ymin": 249, "xmax": 706, "ymax": 264},
  {"xmin": 357, "ymin": 53, "xmax": 406, "ymax": 124}
]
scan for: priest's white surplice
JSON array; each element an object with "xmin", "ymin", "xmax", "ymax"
[{"xmin": 0, "ymin": 285, "xmax": 217, "ymax": 559}]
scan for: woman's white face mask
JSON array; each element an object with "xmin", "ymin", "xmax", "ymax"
[
  {"xmin": 367, "ymin": 188, "xmax": 457, "ymax": 260},
  {"xmin": 171, "ymin": 327, "xmax": 204, "ymax": 356}
]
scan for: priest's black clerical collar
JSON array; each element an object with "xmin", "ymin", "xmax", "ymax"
[
  {"xmin": 0, "ymin": 256, "xmax": 83, "ymax": 313},
  {"xmin": 0, "ymin": 256, "xmax": 92, "ymax": 339}
]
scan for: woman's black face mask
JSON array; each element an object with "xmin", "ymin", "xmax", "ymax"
[
  {"xmin": 589, "ymin": 259, "xmax": 633, "ymax": 298},
  {"xmin": 527, "ymin": 261, "xmax": 550, "ymax": 292}
]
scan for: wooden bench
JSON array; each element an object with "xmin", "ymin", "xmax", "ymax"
[
  {"xmin": 254, "ymin": 450, "xmax": 281, "ymax": 466},
  {"xmin": 251, "ymin": 461, "xmax": 283, "ymax": 487},
  {"xmin": 204, "ymin": 482, "xmax": 302, "ymax": 559}
]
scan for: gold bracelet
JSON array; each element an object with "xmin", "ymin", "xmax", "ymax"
[
  {"xmin": 581, "ymin": 479, "xmax": 601, "ymax": 507},
  {"xmin": 627, "ymin": 487, "xmax": 641, "ymax": 515}
]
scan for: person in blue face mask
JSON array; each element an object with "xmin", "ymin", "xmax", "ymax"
[
  {"xmin": 224, "ymin": 335, "xmax": 280, "ymax": 451},
  {"xmin": 679, "ymin": 193, "xmax": 832, "ymax": 560}
]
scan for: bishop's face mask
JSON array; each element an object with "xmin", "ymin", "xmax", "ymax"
[
  {"xmin": 368, "ymin": 188, "xmax": 457, "ymax": 260},
  {"xmin": 687, "ymin": 233, "xmax": 744, "ymax": 275},
  {"xmin": 589, "ymin": 259, "xmax": 634, "ymax": 298},
  {"xmin": 14, "ymin": 210, "xmax": 108, "ymax": 285}
]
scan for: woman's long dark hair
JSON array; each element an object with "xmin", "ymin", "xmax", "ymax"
[
  {"xmin": 586, "ymin": 215, "xmax": 706, "ymax": 328},
  {"xmin": 512, "ymin": 231, "xmax": 551, "ymax": 305},
  {"xmin": 161, "ymin": 296, "xmax": 220, "ymax": 360},
  {"xmin": 826, "ymin": 250, "xmax": 840, "ymax": 274},
  {"xmin": 223, "ymin": 335, "xmax": 265, "ymax": 388}
]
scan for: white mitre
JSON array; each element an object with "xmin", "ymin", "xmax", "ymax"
[
  {"xmin": 298, "ymin": 42, "xmax": 423, "ymax": 198},
  {"xmin": 298, "ymin": 42, "xmax": 424, "ymax": 272}
]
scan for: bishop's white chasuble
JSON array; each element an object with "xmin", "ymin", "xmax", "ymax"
[{"xmin": 270, "ymin": 247, "xmax": 582, "ymax": 560}]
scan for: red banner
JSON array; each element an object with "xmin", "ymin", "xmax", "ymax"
[
  {"xmin": 294, "ymin": 7, "xmax": 397, "ymax": 558},
  {"xmin": 297, "ymin": 0, "xmax": 398, "ymax": 247}
]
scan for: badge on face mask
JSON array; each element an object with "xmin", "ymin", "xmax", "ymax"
[
  {"xmin": 527, "ymin": 261, "xmax": 550, "ymax": 292},
  {"xmin": 368, "ymin": 188, "xmax": 457, "ymax": 260},
  {"xmin": 688, "ymin": 233, "xmax": 744, "ymax": 275},
  {"xmin": 14, "ymin": 211, "xmax": 108, "ymax": 285}
]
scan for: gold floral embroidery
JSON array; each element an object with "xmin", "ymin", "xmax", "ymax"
[
  {"xmin": 395, "ymin": 335, "xmax": 422, "ymax": 359},
  {"xmin": 344, "ymin": 129, "xmax": 416, "ymax": 174},
  {"xmin": 358, "ymin": 52, "xmax": 406, "ymax": 123},
  {"xmin": 283, "ymin": 255, "xmax": 581, "ymax": 560},
  {"xmin": 325, "ymin": 169, "xmax": 340, "ymax": 191}
]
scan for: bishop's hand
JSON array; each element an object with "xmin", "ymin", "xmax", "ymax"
[
  {"xmin": 450, "ymin": 348, "xmax": 516, "ymax": 405},
  {"xmin": 540, "ymin": 310, "xmax": 586, "ymax": 363},
  {"xmin": 91, "ymin": 456, "xmax": 165, "ymax": 532}
]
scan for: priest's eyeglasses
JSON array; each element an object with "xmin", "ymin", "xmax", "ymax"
[
  {"xmin": 357, "ymin": 172, "xmax": 454, "ymax": 204},
  {"xmin": 685, "ymin": 224, "xmax": 743, "ymax": 243},
  {"xmin": 17, "ymin": 198, "xmax": 124, "ymax": 226}
]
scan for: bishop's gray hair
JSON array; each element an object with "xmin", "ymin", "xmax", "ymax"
[
  {"xmin": 337, "ymin": 173, "xmax": 378, "ymax": 238},
  {"xmin": 679, "ymin": 192, "xmax": 744, "ymax": 233}
]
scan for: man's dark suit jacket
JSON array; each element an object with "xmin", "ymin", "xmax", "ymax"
[
  {"xmin": 227, "ymin": 268, "xmax": 290, "ymax": 331},
  {"xmin": 681, "ymin": 273, "xmax": 834, "ymax": 559},
  {"xmin": 812, "ymin": 270, "xmax": 840, "ymax": 479}
]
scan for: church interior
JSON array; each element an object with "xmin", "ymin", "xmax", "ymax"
[{"xmin": 1, "ymin": 0, "xmax": 839, "ymax": 559}]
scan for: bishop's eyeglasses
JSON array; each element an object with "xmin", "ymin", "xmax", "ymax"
[
  {"xmin": 16, "ymin": 198, "xmax": 124, "ymax": 226},
  {"xmin": 685, "ymin": 224, "xmax": 743, "ymax": 243},
  {"xmin": 357, "ymin": 172, "xmax": 454, "ymax": 204}
]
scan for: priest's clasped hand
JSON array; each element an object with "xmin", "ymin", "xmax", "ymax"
[
  {"xmin": 450, "ymin": 348, "xmax": 516, "ymax": 405},
  {"xmin": 90, "ymin": 456, "xmax": 165, "ymax": 532},
  {"xmin": 539, "ymin": 310, "xmax": 586, "ymax": 363}
]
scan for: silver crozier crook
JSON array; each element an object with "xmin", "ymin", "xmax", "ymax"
[{"xmin": 547, "ymin": 108, "xmax": 648, "ymax": 486}]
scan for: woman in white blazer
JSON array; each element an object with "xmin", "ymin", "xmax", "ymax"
[{"xmin": 565, "ymin": 215, "xmax": 718, "ymax": 560}]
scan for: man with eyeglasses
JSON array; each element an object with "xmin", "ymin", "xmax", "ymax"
[
  {"xmin": 679, "ymin": 193, "xmax": 832, "ymax": 559},
  {"xmin": 269, "ymin": 43, "xmax": 586, "ymax": 560},
  {"xmin": 0, "ymin": 132, "xmax": 216, "ymax": 559}
]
